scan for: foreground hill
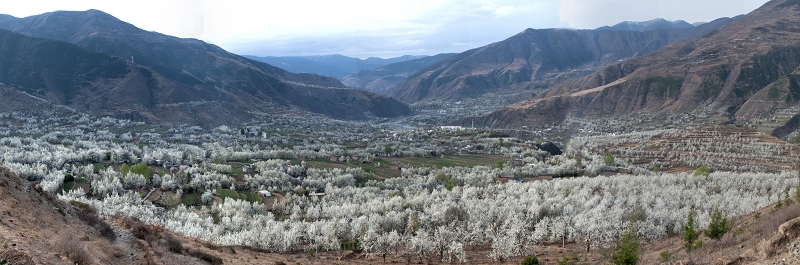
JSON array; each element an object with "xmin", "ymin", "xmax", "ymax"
[
  {"xmin": 0, "ymin": 10, "xmax": 411, "ymax": 125},
  {"xmin": 387, "ymin": 17, "xmax": 737, "ymax": 103},
  {"xmin": 457, "ymin": 0, "xmax": 800, "ymax": 130},
  {"xmin": 341, "ymin": 53, "xmax": 455, "ymax": 94},
  {"xmin": 245, "ymin": 54, "xmax": 425, "ymax": 79}
]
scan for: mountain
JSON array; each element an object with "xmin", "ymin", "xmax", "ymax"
[
  {"xmin": 0, "ymin": 10, "xmax": 411, "ymax": 125},
  {"xmin": 596, "ymin": 18, "xmax": 694, "ymax": 32},
  {"xmin": 244, "ymin": 54, "xmax": 425, "ymax": 79},
  {"xmin": 341, "ymin": 53, "xmax": 455, "ymax": 94},
  {"xmin": 455, "ymin": 0, "xmax": 800, "ymax": 130},
  {"xmin": 387, "ymin": 17, "xmax": 737, "ymax": 103}
]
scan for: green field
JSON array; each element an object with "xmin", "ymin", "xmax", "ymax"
[
  {"xmin": 238, "ymin": 191, "xmax": 260, "ymax": 203},
  {"xmin": 386, "ymin": 154, "xmax": 507, "ymax": 169},
  {"xmin": 305, "ymin": 159, "xmax": 400, "ymax": 179},
  {"xmin": 302, "ymin": 154, "xmax": 506, "ymax": 180},
  {"xmin": 217, "ymin": 189, "xmax": 239, "ymax": 200},
  {"xmin": 182, "ymin": 193, "xmax": 198, "ymax": 205}
]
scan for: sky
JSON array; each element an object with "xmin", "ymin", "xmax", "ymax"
[{"xmin": 2, "ymin": 0, "xmax": 770, "ymax": 59}]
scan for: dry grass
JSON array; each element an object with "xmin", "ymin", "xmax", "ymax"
[{"xmin": 57, "ymin": 238, "xmax": 94, "ymax": 265}]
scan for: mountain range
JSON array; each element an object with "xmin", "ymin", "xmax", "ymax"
[
  {"xmin": 596, "ymin": 18, "xmax": 694, "ymax": 32},
  {"xmin": 386, "ymin": 16, "xmax": 738, "ymax": 103},
  {"xmin": 341, "ymin": 53, "xmax": 455, "ymax": 94},
  {"xmin": 455, "ymin": 0, "xmax": 800, "ymax": 132},
  {"xmin": 244, "ymin": 54, "xmax": 425, "ymax": 79},
  {"xmin": 0, "ymin": 10, "xmax": 411, "ymax": 126}
]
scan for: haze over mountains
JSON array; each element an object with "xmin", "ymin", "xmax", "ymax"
[
  {"xmin": 341, "ymin": 53, "xmax": 455, "ymax": 94},
  {"xmin": 455, "ymin": 0, "xmax": 800, "ymax": 132},
  {"xmin": 244, "ymin": 54, "xmax": 425, "ymax": 79},
  {"xmin": 596, "ymin": 18, "xmax": 695, "ymax": 32},
  {"xmin": 0, "ymin": 10, "xmax": 411, "ymax": 126},
  {"xmin": 386, "ymin": 16, "xmax": 738, "ymax": 103}
]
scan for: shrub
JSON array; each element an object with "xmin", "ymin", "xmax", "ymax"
[
  {"xmin": 732, "ymin": 227, "xmax": 744, "ymax": 237},
  {"xmin": 58, "ymin": 240, "xmax": 92, "ymax": 265},
  {"xmin": 69, "ymin": 200, "xmax": 91, "ymax": 211},
  {"xmin": 186, "ymin": 248, "xmax": 223, "ymax": 265},
  {"xmin": 603, "ymin": 153, "xmax": 615, "ymax": 165},
  {"xmin": 658, "ymin": 250, "xmax": 672, "ymax": 262},
  {"xmin": 521, "ymin": 255, "xmax": 540, "ymax": 265},
  {"xmin": 693, "ymin": 165, "xmax": 711, "ymax": 177},
  {"xmin": 165, "ymin": 234, "xmax": 184, "ymax": 253}
]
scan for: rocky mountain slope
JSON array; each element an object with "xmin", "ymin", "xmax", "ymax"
[
  {"xmin": 341, "ymin": 53, "xmax": 455, "ymax": 94},
  {"xmin": 245, "ymin": 54, "xmax": 424, "ymax": 79},
  {"xmin": 0, "ymin": 10, "xmax": 411, "ymax": 126},
  {"xmin": 387, "ymin": 17, "xmax": 737, "ymax": 103},
  {"xmin": 457, "ymin": 0, "xmax": 800, "ymax": 130},
  {"xmin": 596, "ymin": 18, "xmax": 694, "ymax": 32}
]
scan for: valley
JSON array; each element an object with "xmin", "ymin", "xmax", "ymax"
[{"xmin": 2, "ymin": 1, "xmax": 800, "ymax": 264}]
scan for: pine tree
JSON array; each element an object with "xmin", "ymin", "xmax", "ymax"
[
  {"xmin": 684, "ymin": 207, "xmax": 703, "ymax": 261},
  {"xmin": 704, "ymin": 208, "xmax": 730, "ymax": 240},
  {"xmin": 610, "ymin": 224, "xmax": 641, "ymax": 265}
]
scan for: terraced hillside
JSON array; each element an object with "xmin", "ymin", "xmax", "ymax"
[{"xmin": 570, "ymin": 125, "xmax": 798, "ymax": 173}]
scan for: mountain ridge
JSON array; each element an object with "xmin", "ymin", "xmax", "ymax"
[
  {"xmin": 387, "ymin": 17, "xmax": 738, "ymax": 103},
  {"xmin": 341, "ymin": 53, "xmax": 455, "ymax": 94},
  {"xmin": 245, "ymin": 54, "xmax": 426, "ymax": 79},
  {"xmin": 0, "ymin": 10, "xmax": 412, "ymax": 125},
  {"xmin": 596, "ymin": 18, "xmax": 694, "ymax": 32},
  {"xmin": 454, "ymin": 0, "xmax": 800, "ymax": 131}
]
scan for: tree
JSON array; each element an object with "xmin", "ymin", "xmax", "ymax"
[
  {"xmin": 120, "ymin": 164, "xmax": 130, "ymax": 175},
  {"xmin": 131, "ymin": 163, "xmax": 150, "ymax": 180},
  {"xmin": 704, "ymin": 208, "xmax": 730, "ymax": 240},
  {"xmin": 384, "ymin": 145, "xmax": 393, "ymax": 155},
  {"xmin": 602, "ymin": 153, "xmax": 614, "ymax": 165},
  {"xmin": 683, "ymin": 208, "xmax": 703, "ymax": 260},
  {"xmin": 610, "ymin": 224, "xmax": 641, "ymax": 265},
  {"xmin": 495, "ymin": 161, "xmax": 504, "ymax": 170},
  {"xmin": 498, "ymin": 138, "xmax": 504, "ymax": 147}
]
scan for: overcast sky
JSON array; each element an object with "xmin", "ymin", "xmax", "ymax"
[{"xmin": 3, "ymin": 0, "xmax": 769, "ymax": 58}]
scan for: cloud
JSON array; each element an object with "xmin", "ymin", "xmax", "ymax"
[
  {"xmin": 494, "ymin": 6, "xmax": 515, "ymax": 17},
  {"xmin": 1, "ymin": 0, "xmax": 562, "ymax": 58}
]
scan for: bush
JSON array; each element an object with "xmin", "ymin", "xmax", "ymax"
[
  {"xmin": 658, "ymin": 250, "xmax": 672, "ymax": 262},
  {"xmin": 69, "ymin": 200, "xmax": 91, "ymax": 211},
  {"xmin": 165, "ymin": 234, "xmax": 184, "ymax": 253},
  {"xmin": 693, "ymin": 165, "xmax": 711, "ymax": 177},
  {"xmin": 186, "ymin": 248, "xmax": 223, "ymax": 265},
  {"xmin": 521, "ymin": 255, "xmax": 540, "ymax": 265},
  {"xmin": 602, "ymin": 153, "xmax": 615, "ymax": 165}
]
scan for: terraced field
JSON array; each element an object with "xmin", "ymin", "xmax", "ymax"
[{"xmin": 572, "ymin": 125, "xmax": 799, "ymax": 173}]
